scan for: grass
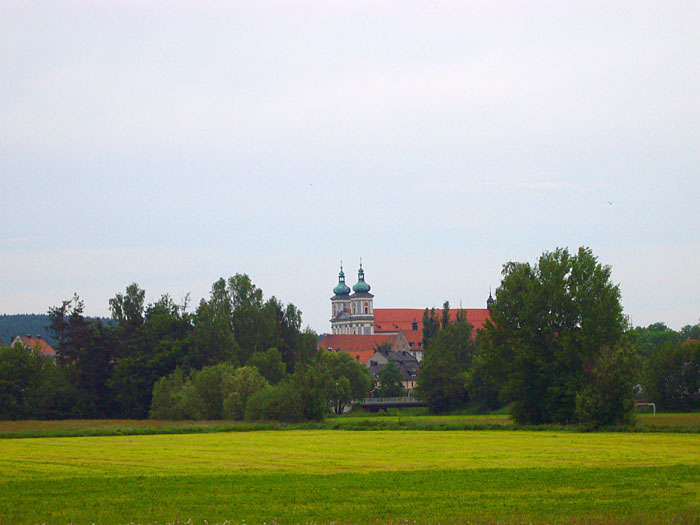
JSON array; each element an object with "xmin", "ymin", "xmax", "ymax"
[
  {"xmin": 2, "ymin": 430, "xmax": 700, "ymax": 523},
  {"xmin": 1, "ymin": 411, "xmax": 698, "ymax": 439}
]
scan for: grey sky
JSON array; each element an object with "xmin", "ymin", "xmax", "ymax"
[{"xmin": 2, "ymin": 1, "xmax": 699, "ymax": 332}]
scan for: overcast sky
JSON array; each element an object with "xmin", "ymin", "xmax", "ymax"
[{"xmin": 2, "ymin": 1, "xmax": 699, "ymax": 332}]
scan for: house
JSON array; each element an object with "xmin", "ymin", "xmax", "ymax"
[
  {"xmin": 11, "ymin": 335, "xmax": 57, "ymax": 360},
  {"xmin": 367, "ymin": 350, "xmax": 420, "ymax": 392}
]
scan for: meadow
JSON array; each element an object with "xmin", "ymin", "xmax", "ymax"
[
  {"xmin": 1, "ymin": 411, "xmax": 698, "ymax": 439},
  {"xmin": 2, "ymin": 429, "xmax": 700, "ymax": 523}
]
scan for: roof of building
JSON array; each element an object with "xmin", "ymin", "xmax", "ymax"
[
  {"xmin": 373, "ymin": 308, "xmax": 491, "ymax": 334},
  {"xmin": 318, "ymin": 333, "xmax": 396, "ymax": 363},
  {"xmin": 14, "ymin": 336, "xmax": 56, "ymax": 357},
  {"xmin": 368, "ymin": 350, "xmax": 420, "ymax": 381},
  {"xmin": 332, "ymin": 268, "xmax": 351, "ymax": 296},
  {"xmin": 352, "ymin": 265, "xmax": 371, "ymax": 294}
]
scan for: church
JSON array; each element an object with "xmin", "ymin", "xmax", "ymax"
[{"xmin": 319, "ymin": 262, "xmax": 493, "ymax": 364}]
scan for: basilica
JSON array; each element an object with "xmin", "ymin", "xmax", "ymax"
[{"xmin": 323, "ymin": 263, "xmax": 493, "ymax": 364}]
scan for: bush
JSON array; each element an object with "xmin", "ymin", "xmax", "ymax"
[
  {"xmin": 222, "ymin": 366, "xmax": 268, "ymax": 420},
  {"xmin": 149, "ymin": 368, "xmax": 188, "ymax": 420},
  {"xmin": 244, "ymin": 381, "xmax": 304, "ymax": 422},
  {"xmin": 575, "ymin": 344, "xmax": 638, "ymax": 428},
  {"xmin": 149, "ymin": 364, "xmax": 268, "ymax": 421}
]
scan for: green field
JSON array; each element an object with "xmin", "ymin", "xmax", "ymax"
[
  {"xmin": 2, "ymin": 412, "xmax": 698, "ymax": 439},
  {"xmin": 2, "ymin": 429, "xmax": 700, "ymax": 523}
]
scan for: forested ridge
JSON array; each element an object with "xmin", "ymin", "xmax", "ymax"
[{"xmin": 0, "ymin": 314, "xmax": 113, "ymax": 347}]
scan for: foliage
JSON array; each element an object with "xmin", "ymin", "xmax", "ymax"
[
  {"xmin": 373, "ymin": 342, "xmax": 392, "ymax": 354},
  {"xmin": 0, "ymin": 344, "xmax": 78, "ymax": 420},
  {"xmin": 222, "ymin": 366, "xmax": 269, "ymax": 420},
  {"xmin": 481, "ymin": 247, "xmax": 629, "ymax": 425},
  {"xmin": 680, "ymin": 322, "xmax": 700, "ymax": 341},
  {"xmin": 418, "ymin": 315, "xmax": 476, "ymax": 413},
  {"xmin": 376, "ymin": 359, "xmax": 405, "ymax": 397},
  {"xmin": 188, "ymin": 296, "xmax": 239, "ymax": 369},
  {"xmin": 628, "ymin": 322, "xmax": 683, "ymax": 358},
  {"xmin": 574, "ymin": 343, "xmax": 639, "ymax": 428},
  {"xmin": 421, "ymin": 307, "xmax": 440, "ymax": 350},
  {"xmin": 644, "ymin": 340, "xmax": 700, "ymax": 411},
  {"xmin": 108, "ymin": 292, "xmax": 192, "ymax": 418},
  {"xmin": 149, "ymin": 364, "xmax": 268, "ymax": 421},
  {"xmin": 244, "ymin": 380, "xmax": 304, "ymax": 422},
  {"xmin": 149, "ymin": 368, "xmax": 188, "ymax": 420},
  {"xmin": 48, "ymin": 295, "xmax": 114, "ymax": 417},
  {"xmin": 316, "ymin": 351, "xmax": 373, "ymax": 414},
  {"xmin": 466, "ymin": 349, "xmax": 502, "ymax": 412},
  {"xmin": 248, "ymin": 347, "xmax": 286, "ymax": 385}
]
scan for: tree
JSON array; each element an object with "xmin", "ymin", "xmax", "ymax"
[
  {"xmin": 108, "ymin": 291, "xmax": 192, "ymax": 418},
  {"xmin": 321, "ymin": 351, "xmax": 373, "ymax": 414},
  {"xmin": 441, "ymin": 301, "xmax": 450, "ymax": 329},
  {"xmin": 680, "ymin": 322, "xmax": 700, "ymax": 341},
  {"xmin": 418, "ymin": 315, "xmax": 476, "ymax": 413},
  {"xmin": 0, "ymin": 344, "xmax": 78, "ymax": 420},
  {"xmin": 188, "ymin": 297, "xmax": 239, "ymax": 369},
  {"xmin": 222, "ymin": 366, "xmax": 268, "ymax": 420},
  {"xmin": 377, "ymin": 359, "xmax": 405, "ymax": 397},
  {"xmin": 644, "ymin": 340, "xmax": 700, "ymax": 411},
  {"xmin": 149, "ymin": 368, "xmax": 188, "ymax": 420},
  {"xmin": 575, "ymin": 343, "xmax": 639, "ymax": 428},
  {"xmin": 628, "ymin": 323, "xmax": 682, "ymax": 358},
  {"xmin": 109, "ymin": 283, "xmax": 145, "ymax": 332},
  {"xmin": 248, "ymin": 347, "xmax": 286, "ymax": 385},
  {"xmin": 48, "ymin": 294, "xmax": 114, "ymax": 416},
  {"xmin": 422, "ymin": 308, "xmax": 440, "ymax": 350},
  {"xmin": 244, "ymin": 380, "xmax": 304, "ymax": 422},
  {"xmin": 373, "ymin": 342, "xmax": 392, "ymax": 355},
  {"xmin": 481, "ymin": 247, "xmax": 629, "ymax": 425}
]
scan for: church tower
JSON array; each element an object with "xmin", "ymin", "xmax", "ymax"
[
  {"xmin": 330, "ymin": 261, "xmax": 375, "ymax": 335},
  {"xmin": 330, "ymin": 263, "xmax": 352, "ymax": 334},
  {"xmin": 349, "ymin": 261, "xmax": 374, "ymax": 334}
]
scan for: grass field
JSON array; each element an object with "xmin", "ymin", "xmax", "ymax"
[
  {"xmin": 2, "ymin": 429, "xmax": 700, "ymax": 523},
  {"xmin": 1, "ymin": 411, "xmax": 698, "ymax": 439}
]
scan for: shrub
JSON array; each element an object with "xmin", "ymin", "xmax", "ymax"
[
  {"xmin": 244, "ymin": 381, "xmax": 304, "ymax": 422},
  {"xmin": 222, "ymin": 366, "xmax": 268, "ymax": 420}
]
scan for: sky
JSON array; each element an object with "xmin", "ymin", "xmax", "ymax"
[{"xmin": 1, "ymin": 1, "xmax": 699, "ymax": 333}]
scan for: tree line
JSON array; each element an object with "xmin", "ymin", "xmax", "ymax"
[
  {"xmin": 0, "ymin": 274, "xmax": 372, "ymax": 421},
  {"xmin": 1, "ymin": 249, "xmax": 698, "ymax": 425}
]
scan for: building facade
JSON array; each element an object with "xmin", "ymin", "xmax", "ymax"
[
  {"xmin": 330, "ymin": 263, "xmax": 375, "ymax": 335},
  {"xmin": 323, "ymin": 263, "xmax": 494, "ymax": 363}
]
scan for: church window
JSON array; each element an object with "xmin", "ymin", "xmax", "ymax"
[{"xmin": 364, "ymin": 301, "xmax": 369, "ymax": 314}]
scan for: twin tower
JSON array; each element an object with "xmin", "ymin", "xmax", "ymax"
[{"xmin": 330, "ymin": 262, "xmax": 375, "ymax": 335}]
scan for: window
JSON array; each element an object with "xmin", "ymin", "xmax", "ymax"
[{"xmin": 364, "ymin": 302, "xmax": 369, "ymax": 314}]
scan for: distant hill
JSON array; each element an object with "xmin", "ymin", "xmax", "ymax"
[{"xmin": 0, "ymin": 314, "xmax": 114, "ymax": 347}]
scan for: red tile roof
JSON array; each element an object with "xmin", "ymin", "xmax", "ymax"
[
  {"xmin": 374, "ymin": 308, "xmax": 491, "ymax": 334},
  {"xmin": 318, "ymin": 334, "xmax": 395, "ymax": 364},
  {"xmin": 16, "ymin": 336, "xmax": 56, "ymax": 357}
]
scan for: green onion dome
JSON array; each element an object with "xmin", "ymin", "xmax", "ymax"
[
  {"xmin": 333, "ymin": 268, "xmax": 351, "ymax": 296},
  {"xmin": 352, "ymin": 265, "xmax": 371, "ymax": 294}
]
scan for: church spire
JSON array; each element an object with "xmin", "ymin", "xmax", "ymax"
[
  {"xmin": 333, "ymin": 261, "xmax": 351, "ymax": 296},
  {"xmin": 352, "ymin": 259, "xmax": 371, "ymax": 294}
]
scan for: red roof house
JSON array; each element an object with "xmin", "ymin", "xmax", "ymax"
[{"xmin": 12, "ymin": 335, "xmax": 57, "ymax": 359}]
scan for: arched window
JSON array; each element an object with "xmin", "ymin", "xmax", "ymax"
[{"xmin": 364, "ymin": 301, "xmax": 369, "ymax": 314}]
